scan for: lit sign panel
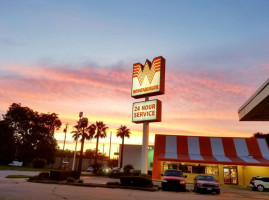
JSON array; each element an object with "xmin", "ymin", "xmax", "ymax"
[
  {"xmin": 131, "ymin": 56, "xmax": 165, "ymax": 99},
  {"xmin": 132, "ymin": 99, "xmax": 162, "ymax": 123}
]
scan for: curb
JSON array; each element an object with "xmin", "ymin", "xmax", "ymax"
[{"xmin": 29, "ymin": 180, "xmax": 160, "ymax": 191}]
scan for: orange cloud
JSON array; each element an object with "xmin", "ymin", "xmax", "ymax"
[{"xmin": 1, "ymin": 62, "xmax": 268, "ymax": 150}]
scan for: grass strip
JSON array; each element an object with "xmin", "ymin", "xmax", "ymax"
[{"xmin": 6, "ymin": 175, "xmax": 35, "ymax": 178}]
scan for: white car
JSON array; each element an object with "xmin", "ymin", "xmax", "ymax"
[
  {"xmin": 8, "ymin": 161, "xmax": 23, "ymax": 167},
  {"xmin": 250, "ymin": 177, "xmax": 269, "ymax": 192}
]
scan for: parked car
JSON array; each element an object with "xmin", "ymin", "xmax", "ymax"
[
  {"xmin": 109, "ymin": 167, "xmax": 123, "ymax": 178},
  {"xmin": 8, "ymin": 161, "xmax": 23, "ymax": 167},
  {"xmin": 86, "ymin": 167, "xmax": 93, "ymax": 172},
  {"xmin": 161, "ymin": 169, "xmax": 187, "ymax": 191},
  {"xmin": 250, "ymin": 177, "xmax": 269, "ymax": 192},
  {"xmin": 193, "ymin": 175, "xmax": 220, "ymax": 194}
]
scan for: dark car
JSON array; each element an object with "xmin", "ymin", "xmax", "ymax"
[
  {"xmin": 161, "ymin": 169, "xmax": 187, "ymax": 191},
  {"xmin": 193, "ymin": 175, "xmax": 220, "ymax": 194},
  {"xmin": 250, "ymin": 177, "xmax": 269, "ymax": 192},
  {"xmin": 109, "ymin": 167, "xmax": 123, "ymax": 178}
]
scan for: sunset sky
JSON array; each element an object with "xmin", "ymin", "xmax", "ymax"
[{"xmin": 1, "ymin": 0, "xmax": 269, "ymax": 157}]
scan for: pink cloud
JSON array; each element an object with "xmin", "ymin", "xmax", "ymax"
[{"xmin": 1, "ymin": 61, "xmax": 269, "ymax": 142}]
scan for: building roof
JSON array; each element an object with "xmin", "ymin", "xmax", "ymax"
[
  {"xmin": 238, "ymin": 79, "xmax": 269, "ymax": 121},
  {"xmin": 154, "ymin": 135, "xmax": 269, "ymax": 166}
]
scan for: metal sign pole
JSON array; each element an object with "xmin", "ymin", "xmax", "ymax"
[{"xmin": 141, "ymin": 96, "xmax": 149, "ymax": 174}]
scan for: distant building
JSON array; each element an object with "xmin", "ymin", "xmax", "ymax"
[{"xmin": 119, "ymin": 144, "xmax": 154, "ymax": 173}]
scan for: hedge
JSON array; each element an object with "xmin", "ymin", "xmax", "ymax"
[{"xmin": 120, "ymin": 176, "xmax": 153, "ymax": 188}]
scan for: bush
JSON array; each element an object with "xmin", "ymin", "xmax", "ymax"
[
  {"xmin": 38, "ymin": 172, "xmax": 49, "ymax": 180},
  {"xmin": 123, "ymin": 164, "xmax": 134, "ymax": 175},
  {"xmin": 132, "ymin": 170, "xmax": 141, "ymax": 176},
  {"xmin": 120, "ymin": 175, "xmax": 153, "ymax": 188},
  {"xmin": 33, "ymin": 158, "xmax": 47, "ymax": 168},
  {"xmin": 139, "ymin": 173, "xmax": 151, "ymax": 179},
  {"xmin": 28, "ymin": 176, "xmax": 38, "ymax": 181},
  {"xmin": 106, "ymin": 181, "xmax": 120, "ymax": 185},
  {"xmin": 67, "ymin": 177, "xmax": 76, "ymax": 183}
]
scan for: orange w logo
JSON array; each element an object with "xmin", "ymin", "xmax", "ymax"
[{"xmin": 133, "ymin": 57, "xmax": 162, "ymax": 86}]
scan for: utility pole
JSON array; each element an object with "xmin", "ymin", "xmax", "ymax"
[
  {"xmin": 60, "ymin": 122, "xmax": 68, "ymax": 169},
  {"xmin": 109, "ymin": 132, "xmax": 112, "ymax": 161},
  {"xmin": 72, "ymin": 112, "xmax": 83, "ymax": 171}
]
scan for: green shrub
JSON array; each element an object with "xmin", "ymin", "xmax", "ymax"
[
  {"xmin": 120, "ymin": 175, "xmax": 153, "ymax": 188},
  {"xmin": 106, "ymin": 181, "xmax": 120, "ymax": 185},
  {"xmin": 29, "ymin": 175, "xmax": 38, "ymax": 181},
  {"xmin": 140, "ymin": 173, "xmax": 151, "ymax": 179},
  {"xmin": 33, "ymin": 158, "xmax": 47, "ymax": 168},
  {"xmin": 123, "ymin": 164, "xmax": 134, "ymax": 175},
  {"xmin": 77, "ymin": 179, "xmax": 83, "ymax": 183},
  {"xmin": 132, "ymin": 170, "xmax": 141, "ymax": 176},
  {"xmin": 67, "ymin": 177, "xmax": 76, "ymax": 183},
  {"xmin": 38, "ymin": 172, "xmax": 49, "ymax": 180},
  {"xmin": 50, "ymin": 170, "xmax": 70, "ymax": 180},
  {"xmin": 50, "ymin": 170, "xmax": 79, "ymax": 181}
]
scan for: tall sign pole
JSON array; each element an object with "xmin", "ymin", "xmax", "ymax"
[
  {"xmin": 141, "ymin": 96, "xmax": 150, "ymax": 173},
  {"xmin": 131, "ymin": 56, "xmax": 165, "ymax": 174}
]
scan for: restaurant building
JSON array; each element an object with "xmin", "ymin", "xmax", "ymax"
[{"xmin": 152, "ymin": 135, "xmax": 269, "ymax": 186}]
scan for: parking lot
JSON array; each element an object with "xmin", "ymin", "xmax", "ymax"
[{"xmin": 0, "ymin": 170, "xmax": 268, "ymax": 200}]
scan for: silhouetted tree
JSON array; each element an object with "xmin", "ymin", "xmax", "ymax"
[
  {"xmin": 72, "ymin": 121, "xmax": 95, "ymax": 176},
  {"xmin": 116, "ymin": 125, "xmax": 131, "ymax": 168},
  {"xmin": 253, "ymin": 132, "xmax": 269, "ymax": 146},
  {"xmin": 93, "ymin": 121, "xmax": 108, "ymax": 173},
  {"xmin": 2, "ymin": 103, "xmax": 61, "ymax": 165},
  {"xmin": 85, "ymin": 148, "xmax": 96, "ymax": 166},
  {"xmin": 0, "ymin": 120, "xmax": 16, "ymax": 164}
]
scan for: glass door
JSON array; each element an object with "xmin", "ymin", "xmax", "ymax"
[{"xmin": 223, "ymin": 166, "xmax": 238, "ymax": 184}]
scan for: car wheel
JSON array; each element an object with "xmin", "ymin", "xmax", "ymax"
[
  {"xmin": 257, "ymin": 185, "xmax": 264, "ymax": 192},
  {"xmin": 216, "ymin": 190, "xmax": 220, "ymax": 194},
  {"xmin": 162, "ymin": 186, "xmax": 166, "ymax": 191},
  {"xmin": 194, "ymin": 187, "xmax": 197, "ymax": 192}
]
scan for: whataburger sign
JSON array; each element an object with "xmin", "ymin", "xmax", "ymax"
[
  {"xmin": 132, "ymin": 56, "xmax": 165, "ymax": 99},
  {"xmin": 131, "ymin": 56, "xmax": 165, "ymax": 123}
]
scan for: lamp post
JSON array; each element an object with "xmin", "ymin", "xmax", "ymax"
[
  {"xmin": 72, "ymin": 112, "xmax": 83, "ymax": 171},
  {"xmin": 60, "ymin": 122, "xmax": 68, "ymax": 169}
]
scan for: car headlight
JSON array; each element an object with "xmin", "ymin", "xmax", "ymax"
[
  {"xmin": 180, "ymin": 180, "xmax": 185, "ymax": 184},
  {"xmin": 197, "ymin": 183, "xmax": 202, "ymax": 187},
  {"xmin": 162, "ymin": 179, "xmax": 167, "ymax": 183}
]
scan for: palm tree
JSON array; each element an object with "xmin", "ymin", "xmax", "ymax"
[
  {"xmin": 71, "ymin": 121, "xmax": 95, "ymax": 177},
  {"xmin": 116, "ymin": 125, "xmax": 131, "ymax": 168},
  {"xmin": 93, "ymin": 121, "xmax": 108, "ymax": 172}
]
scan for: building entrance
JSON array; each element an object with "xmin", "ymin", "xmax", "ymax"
[{"xmin": 223, "ymin": 166, "xmax": 238, "ymax": 184}]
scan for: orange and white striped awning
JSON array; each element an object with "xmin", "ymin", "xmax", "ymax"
[{"xmin": 154, "ymin": 135, "xmax": 269, "ymax": 166}]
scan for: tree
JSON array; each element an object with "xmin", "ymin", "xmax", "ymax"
[
  {"xmin": 116, "ymin": 125, "xmax": 131, "ymax": 168},
  {"xmin": 85, "ymin": 148, "xmax": 96, "ymax": 166},
  {"xmin": 71, "ymin": 121, "xmax": 95, "ymax": 176},
  {"xmin": 0, "ymin": 120, "xmax": 16, "ymax": 164},
  {"xmin": 93, "ymin": 121, "xmax": 108, "ymax": 173},
  {"xmin": 253, "ymin": 132, "xmax": 269, "ymax": 146},
  {"xmin": 2, "ymin": 103, "xmax": 61, "ymax": 165}
]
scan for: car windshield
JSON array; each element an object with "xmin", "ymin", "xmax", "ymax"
[
  {"xmin": 164, "ymin": 170, "xmax": 183, "ymax": 177},
  {"xmin": 196, "ymin": 175, "xmax": 216, "ymax": 181}
]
